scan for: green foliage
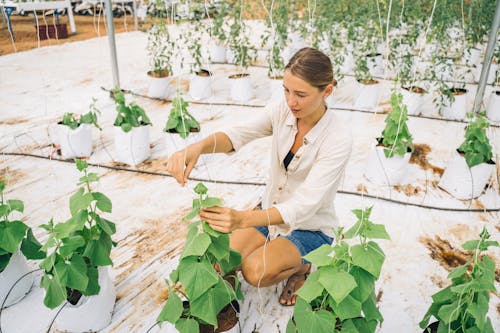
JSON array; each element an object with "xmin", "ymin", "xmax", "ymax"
[
  {"xmin": 211, "ymin": 1, "xmax": 231, "ymax": 45},
  {"xmin": 380, "ymin": 91, "xmax": 414, "ymax": 158},
  {"xmin": 458, "ymin": 113, "xmax": 493, "ymax": 168},
  {"xmin": 112, "ymin": 90, "xmax": 152, "ymax": 133},
  {"xmin": 157, "ymin": 183, "xmax": 243, "ymax": 331},
  {"xmin": 147, "ymin": 18, "xmax": 173, "ymax": 76},
  {"xmin": 227, "ymin": 1, "xmax": 256, "ymax": 71},
  {"xmin": 288, "ymin": 207, "xmax": 389, "ymax": 333},
  {"xmin": 163, "ymin": 95, "xmax": 200, "ymax": 139},
  {"xmin": 39, "ymin": 159, "xmax": 116, "ymax": 309},
  {"xmin": 0, "ymin": 180, "xmax": 45, "ymax": 273},
  {"xmin": 60, "ymin": 98, "xmax": 101, "ymax": 130},
  {"xmin": 419, "ymin": 227, "xmax": 498, "ymax": 333},
  {"xmin": 261, "ymin": 0, "xmax": 289, "ymax": 77}
]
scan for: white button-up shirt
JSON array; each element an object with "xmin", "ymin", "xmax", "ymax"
[{"xmin": 222, "ymin": 100, "xmax": 352, "ymax": 238}]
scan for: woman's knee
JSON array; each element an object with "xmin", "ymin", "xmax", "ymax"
[{"xmin": 241, "ymin": 258, "xmax": 277, "ymax": 287}]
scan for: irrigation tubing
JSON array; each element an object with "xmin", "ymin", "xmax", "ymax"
[
  {"xmin": 46, "ymin": 301, "xmax": 68, "ymax": 333},
  {"xmin": 0, "ymin": 268, "xmax": 43, "ymax": 333},
  {"xmin": 2, "ymin": 152, "xmax": 499, "ymax": 213}
]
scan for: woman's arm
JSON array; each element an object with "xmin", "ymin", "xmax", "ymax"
[
  {"xmin": 199, "ymin": 206, "xmax": 284, "ymax": 233},
  {"xmin": 167, "ymin": 132, "xmax": 233, "ymax": 186}
]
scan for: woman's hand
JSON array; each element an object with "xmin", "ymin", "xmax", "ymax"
[
  {"xmin": 199, "ymin": 206, "xmax": 244, "ymax": 233},
  {"xmin": 166, "ymin": 145, "xmax": 202, "ymax": 186}
]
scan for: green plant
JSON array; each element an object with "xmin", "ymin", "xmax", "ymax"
[
  {"xmin": 211, "ymin": 1, "xmax": 231, "ymax": 45},
  {"xmin": 419, "ymin": 227, "xmax": 498, "ymax": 333},
  {"xmin": 147, "ymin": 18, "xmax": 173, "ymax": 77},
  {"xmin": 60, "ymin": 98, "xmax": 101, "ymax": 130},
  {"xmin": 457, "ymin": 113, "xmax": 493, "ymax": 168},
  {"xmin": 262, "ymin": 0, "xmax": 289, "ymax": 78},
  {"xmin": 39, "ymin": 159, "xmax": 116, "ymax": 309},
  {"xmin": 228, "ymin": 1, "xmax": 256, "ymax": 71},
  {"xmin": 287, "ymin": 206, "xmax": 389, "ymax": 333},
  {"xmin": 380, "ymin": 91, "xmax": 414, "ymax": 158},
  {"xmin": 163, "ymin": 95, "xmax": 200, "ymax": 139},
  {"xmin": 112, "ymin": 90, "xmax": 152, "ymax": 133},
  {"xmin": 0, "ymin": 181, "xmax": 45, "ymax": 273},
  {"xmin": 157, "ymin": 183, "xmax": 243, "ymax": 332}
]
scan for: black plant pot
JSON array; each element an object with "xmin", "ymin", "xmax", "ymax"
[{"xmin": 422, "ymin": 321, "xmax": 439, "ymax": 333}]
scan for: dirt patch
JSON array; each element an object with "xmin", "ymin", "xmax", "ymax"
[
  {"xmin": 137, "ymin": 156, "xmax": 169, "ymax": 174},
  {"xmin": 497, "ymin": 303, "xmax": 500, "ymax": 315},
  {"xmin": 0, "ymin": 118, "xmax": 29, "ymax": 125},
  {"xmin": 393, "ymin": 184, "xmax": 421, "ymax": 196},
  {"xmin": 0, "ymin": 167, "xmax": 25, "ymax": 185},
  {"xmin": 472, "ymin": 199, "xmax": 485, "ymax": 210},
  {"xmin": 170, "ymin": 78, "xmax": 190, "ymax": 92},
  {"xmin": 430, "ymin": 275, "xmax": 447, "ymax": 288},
  {"xmin": 356, "ymin": 183, "xmax": 368, "ymax": 194},
  {"xmin": 376, "ymin": 290, "xmax": 383, "ymax": 303},
  {"xmin": 409, "ymin": 144, "xmax": 444, "ymax": 176},
  {"xmin": 447, "ymin": 224, "xmax": 471, "ymax": 240}
]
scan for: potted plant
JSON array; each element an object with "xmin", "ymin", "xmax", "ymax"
[
  {"xmin": 365, "ymin": 91, "xmax": 414, "ymax": 186},
  {"xmin": 353, "ymin": 45, "xmax": 381, "ymax": 110},
  {"xmin": 209, "ymin": 1, "xmax": 231, "ymax": 63},
  {"xmin": 163, "ymin": 95, "xmax": 201, "ymax": 157},
  {"xmin": 39, "ymin": 159, "xmax": 116, "ymax": 332},
  {"xmin": 146, "ymin": 18, "xmax": 173, "ymax": 99},
  {"xmin": 0, "ymin": 181, "xmax": 45, "ymax": 308},
  {"xmin": 157, "ymin": 183, "xmax": 243, "ymax": 333},
  {"xmin": 438, "ymin": 113, "xmax": 495, "ymax": 200},
  {"xmin": 112, "ymin": 90, "xmax": 152, "ymax": 166},
  {"xmin": 286, "ymin": 206, "xmax": 389, "ymax": 333},
  {"xmin": 57, "ymin": 98, "xmax": 101, "ymax": 159},
  {"xmin": 419, "ymin": 227, "xmax": 498, "ymax": 333}
]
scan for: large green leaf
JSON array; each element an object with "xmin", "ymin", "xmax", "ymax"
[
  {"xmin": 83, "ymin": 265, "xmax": 100, "ymax": 296},
  {"xmin": 157, "ymin": 291, "xmax": 184, "ymax": 324},
  {"xmin": 219, "ymin": 249, "xmax": 242, "ymax": 275},
  {"xmin": 286, "ymin": 319, "xmax": 297, "ymax": 333},
  {"xmin": 181, "ymin": 232, "xmax": 211, "ymax": 259},
  {"xmin": 201, "ymin": 197, "xmax": 222, "ymax": 208},
  {"xmin": 0, "ymin": 253, "xmax": 11, "ymax": 272},
  {"xmin": 83, "ymin": 232, "xmax": 113, "ymax": 266},
  {"xmin": 303, "ymin": 244, "xmax": 334, "ymax": 267},
  {"xmin": 41, "ymin": 274, "xmax": 67, "ymax": 309},
  {"xmin": 0, "ymin": 220, "xmax": 28, "ymax": 253},
  {"xmin": 361, "ymin": 294, "xmax": 383, "ymax": 322},
  {"xmin": 351, "ymin": 242, "xmax": 385, "ymax": 279},
  {"xmin": 335, "ymin": 294, "xmax": 362, "ymax": 320},
  {"xmin": 54, "ymin": 210, "xmax": 88, "ymax": 238},
  {"xmin": 178, "ymin": 257, "xmax": 218, "ymax": 302},
  {"xmin": 69, "ymin": 188, "xmax": 93, "ymax": 216},
  {"xmin": 293, "ymin": 298, "xmax": 336, "ymax": 333},
  {"xmin": 54, "ymin": 254, "xmax": 88, "ymax": 291},
  {"xmin": 7, "ymin": 200, "xmax": 24, "ymax": 214},
  {"xmin": 190, "ymin": 278, "xmax": 236, "ymax": 327},
  {"xmin": 59, "ymin": 235, "xmax": 85, "ymax": 258},
  {"xmin": 92, "ymin": 192, "xmax": 112, "ymax": 213},
  {"xmin": 95, "ymin": 215, "xmax": 116, "ymax": 236},
  {"xmin": 295, "ymin": 270, "xmax": 324, "ymax": 303},
  {"xmin": 175, "ymin": 318, "xmax": 199, "ymax": 333},
  {"xmin": 318, "ymin": 267, "xmax": 357, "ymax": 304},
  {"xmin": 20, "ymin": 228, "xmax": 45, "ymax": 260},
  {"xmin": 349, "ymin": 266, "xmax": 375, "ymax": 303},
  {"xmin": 467, "ymin": 302, "xmax": 486, "ymax": 330},
  {"xmin": 437, "ymin": 301, "xmax": 460, "ymax": 324}
]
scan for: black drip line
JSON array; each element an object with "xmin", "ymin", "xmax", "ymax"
[{"xmin": 2, "ymin": 152, "xmax": 499, "ymax": 213}]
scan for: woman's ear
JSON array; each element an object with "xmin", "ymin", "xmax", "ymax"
[{"xmin": 324, "ymin": 83, "xmax": 334, "ymax": 98}]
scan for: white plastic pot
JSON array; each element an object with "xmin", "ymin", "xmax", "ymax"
[
  {"xmin": 441, "ymin": 89, "xmax": 467, "ymax": 120},
  {"xmin": 438, "ymin": 150, "xmax": 495, "ymax": 200},
  {"xmin": 486, "ymin": 90, "xmax": 500, "ymax": 122},
  {"xmin": 147, "ymin": 73, "xmax": 170, "ymax": 99},
  {"xmin": 57, "ymin": 124, "xmax": 93, "ymax": 159},
  {"xmin": 268, "ymin": 77, "xmax": 283, "ymax": 103},
  {"xmin": 0, "ymin": 251, "xmax": 33, "ymax": 308},
  {"xmin": 461, "ymin": 47, "xmax": 481, "ymax": 66},
  {"xmin": 354, "ymin": 80, "xmax": 380, "ymax": 110},
  {"xmin": 114, "ymin": 125, "xmax": 150, "ymax": 166},
  {"xmin": 229, "ymin": 74, "xmax": 253, "ymax": 102},
  {"xmin": 189, "ymin": 71, "xmax": 212, "ymax": 101},
  {"xmin": 226, "ymin": 48, "xmax": 236, "ymax": 64},
  {"xmin": 401, "ymin": 87, "xmax": 426, "ymax": 116},
  {"xmin": 340, "ymin": 53, "xmax": 355, "ymax": 74},
  {"xmin": 209, "ymin": 44, "xmax": 227, "ymax": 63},
  {"xmin": 364, "ymin": 145, "xmax": 411, "ymax": 186},
  {"xmin": 367, "ymin": 53, "xmax": 384, "ymax": 77},
  {"xmin": 475, "ymin": 63, "xmax": 498, "ymax": 84},
  {"xmin": 54, "ymin": 267, "xmax": 115, "ymax": 332}
]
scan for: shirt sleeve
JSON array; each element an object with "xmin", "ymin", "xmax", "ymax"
[
  {"xmin": 220, "ymin": 102, "xmax": 278, "ymax": 152},
  {"xmin": 274, "ymin": 132, "xmax": 352, "ymax": 228}
]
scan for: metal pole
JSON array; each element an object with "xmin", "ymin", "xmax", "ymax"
[
  {"xmin": 105, "ymin": 0, "xmax": 120, "ymax": 89},
  {"xmin": 472, "ymin": 0, "xmax": 500, "ymax": 114},
  {"xmin": 132, "ymin": 0, "xmax": 138, "ymax": 30}
]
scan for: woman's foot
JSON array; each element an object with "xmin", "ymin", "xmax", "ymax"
[{"xmin": 279, "ymin": 263, "xmax": 311, "ymax": 306}]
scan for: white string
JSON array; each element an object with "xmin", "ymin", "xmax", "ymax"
[{"xmin": 256, "ymin": 208, "xmax": 271, "ymax": 316}]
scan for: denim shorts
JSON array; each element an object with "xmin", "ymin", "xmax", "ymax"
[{"xmin": 255, "ymin": 226, "xmax": 333, "ymax": 264}]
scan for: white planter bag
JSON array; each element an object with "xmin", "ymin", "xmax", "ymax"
[
  {"xmin": 401, "ymin": 87, "xmax": 426, "ymax": 116},
  {"xmin": 229, "ymin": 74, "xmax": 253, "ymax": 103},
  {"xmin": 189, "ymin": 72, "xmax": 212, "ymax": 101},
  {"xmin": 268, "ymin": 78, "xmax": 283, "ymax": 103},
  {"xmin": 462, "ymin": 47, "xmax": 481, "ymax": 66},
  {"xmin": 441, "ymin": 90, "xmax": 467, "ymax": 120},
  {"xmin": 57, "ymin": 124, "xmax": 93, "ymax": 159},
  {"xmin": 210, "ymin": 44, "xmax": 227, "ymax": 63},
  {"xmin": 364, "ymin": 145, "xmax": 411, "ymax": 186},
  {"xmin": 55, "ymin": 267, "xmax": 115, "ymax": 333},
  {"xmin": 367, "ymin": 53, "xmax": 384, "ymax": 77},
  {"xmin": 475, "ymin": 63, "xmax": 498, "ymax": 84},
  {"xmin": 438, "ymin": 151, "xmax": 495, "ymax": 200},
  {"xmin": 486, "ymin": 90, "xmax": 500, "ymax": 122},
  {"xmin": 0, "ymin": 251, "xmax": 33, "ymax": 308},
  {"xmin": 354, "ymin": 81, "xmax": 380, "ymax": 110},
  {"xmin": 340, "ymin": 53, "xmax": 355, "ymax": 74},
  {"xmin": 147, "ymin": 74, "xmax": 170, "ymax": 99},
  {"xmin": 226, "ymin": 48, "xmax": 236, "ymax": 64},
  {"xmin": 114, "ymin": 126, "xmax": 150, "ymax": 166}
]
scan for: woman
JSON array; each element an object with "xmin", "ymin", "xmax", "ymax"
[{"xmin": 167, "ymin": 47, "xmax": 352, "ymax": 305}]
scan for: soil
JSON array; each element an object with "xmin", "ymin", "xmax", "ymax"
[
  {"xmin": 403, "ymin": 86, "xmax": 426, "ymax": 94},
  {"xmin": 393, "ymin": 184, "xmax": 421, "ymax": 196},
  {"xmin": 409, "ymin": 144, "xmax": 444, "ymax": 176},
  {"xmin": 148, "ymin": 70, "xmax": 169, "ymax": 78},
  {"xmin": 450, "ymin": 88, "xmax": 467, "ymax": 95},
  {"xmin": 358, "ymin": 79, "xmax": 379, "ymax": 85},
  {"xmin": 228, "ymin": 73, "xmax": 250, "ymax": 79},
  {"xmin": 197, "ymin": 69, "xmax": 212, "ymax": 77},
  {"xmin": 67, "ymin": 288, "xmax": 83, "ymax": 305},
  {"xmin": 356, "ymin": 183, "xmax": 368, "ymax": 194},
  {"xmin": 199, "ymin": 301, "xmax": 240, "ymax": 333}
]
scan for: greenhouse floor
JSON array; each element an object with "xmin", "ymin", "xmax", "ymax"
[{"xmin": 0, "ymin": 30, "xmax": 499, "ymax": 332}]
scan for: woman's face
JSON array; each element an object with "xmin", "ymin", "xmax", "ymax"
[{"xmin": 283, "ymin": 70, "xmax": 332, "ymax": 121}]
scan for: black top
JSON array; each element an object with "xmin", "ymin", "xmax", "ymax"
[{"xmin": 283, "ymin": 150, "xmax": 295, "ymax": 171}]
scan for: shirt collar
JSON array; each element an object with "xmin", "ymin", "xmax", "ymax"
[{"xmin": 285, "ymin": 107, "xmax": 333, "ymax": 145}]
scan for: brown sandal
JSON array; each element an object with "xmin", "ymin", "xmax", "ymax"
[{"xmin": 279, "ymin": 264, "xmax": 311, "ymax": 306}]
